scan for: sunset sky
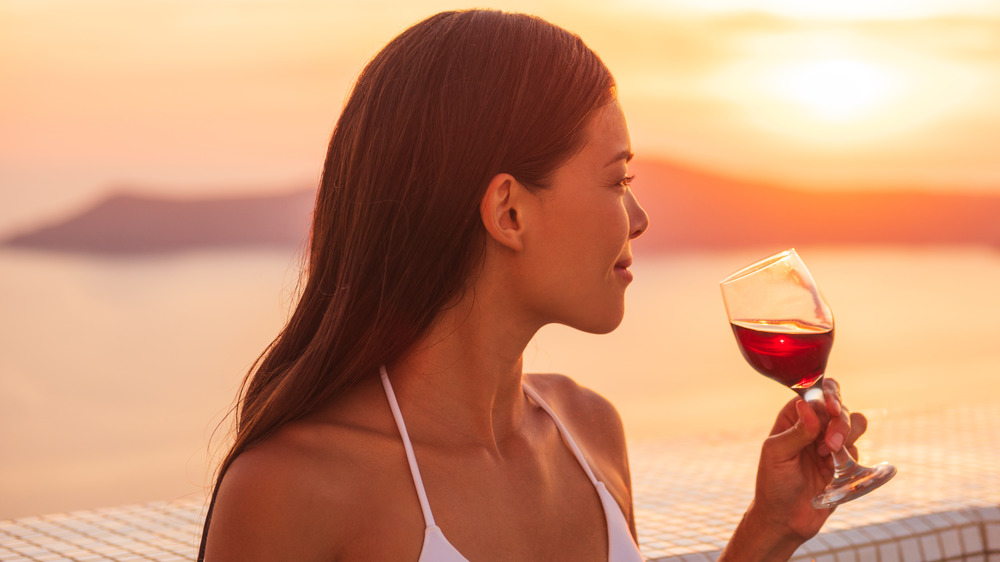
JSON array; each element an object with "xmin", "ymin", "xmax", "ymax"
[
  {"xmin": 3, "ymin": 0, "xmax": 1000, "ymax": 236},
  {"xmin": 3, "ymin": 0, "xmax": 1000, "ymax": 520}
]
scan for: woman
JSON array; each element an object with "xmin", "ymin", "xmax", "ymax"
[{"xmin": 200, "ymin": 9, "xmax": 866, "ymax": 561}]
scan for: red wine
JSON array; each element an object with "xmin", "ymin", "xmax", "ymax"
[{"xmin": 731, "ymin": 320, "xmax": 834, "ymax": 389}]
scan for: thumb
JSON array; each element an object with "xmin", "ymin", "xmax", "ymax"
[{"xmin": 766, "ymin": 400, "xmax": 822, "ymax": 461}]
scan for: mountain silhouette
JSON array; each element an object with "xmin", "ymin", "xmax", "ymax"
[
  {"xmin": 3, "ymin": 160, "xmax": 998, "ymax": 255},
  {"xmin": 3, "ymin": 189, "xmax": 315, "ymax": 255}
]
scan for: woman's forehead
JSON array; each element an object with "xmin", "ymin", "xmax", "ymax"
[{"xmin": 581, "ymin": 101, "xmax": 632, "ymax": 165}]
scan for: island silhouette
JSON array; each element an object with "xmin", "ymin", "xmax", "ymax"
[{"xmin": 4, "ymin": 159, "xmax": 998, "ymax": 255}]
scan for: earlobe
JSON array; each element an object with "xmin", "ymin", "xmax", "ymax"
[{"xmin": 480, "ymin": 173, "xmax": 525, "ymax": 251}]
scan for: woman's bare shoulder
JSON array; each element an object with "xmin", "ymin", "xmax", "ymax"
[
  {"xmin": 525, "ymin": 373, "xmax": 626, "ymax": 438},
  {"xmin": 204, "ymin": 422, "xmax": 358, "ymax": 560},
  {"xmin": 204, "ymin": 392, "xmax": 405, "ymax": 560},
  {"xmin": 524, "ymin": 373, "xmax": 636, "ymax": 529}
]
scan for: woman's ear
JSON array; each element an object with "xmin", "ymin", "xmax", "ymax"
[{"xmin": 479, "ymin": 173, "xmax": 525, "ymax": 251}]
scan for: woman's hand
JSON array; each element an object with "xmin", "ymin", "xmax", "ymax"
[{"xmin": 720, "ymin": 378, "xmax": 868, "ymax": 561}]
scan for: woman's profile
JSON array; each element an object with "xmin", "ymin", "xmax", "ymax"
[{"xmin": 200, "ymin": 9, "xmax": 867, "ymax": 561}]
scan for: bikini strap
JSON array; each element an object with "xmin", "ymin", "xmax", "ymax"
[
  {"xmin": 380, "ymin": 365, "xmax": 437, "ymax": 527},
  {"xmin": 521, "ymin": 383, "xmax": 601, "ymax": 486}
]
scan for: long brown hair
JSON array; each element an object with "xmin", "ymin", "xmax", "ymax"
[{"xmin": 199, "ymin": 9, "xmax": 615, "ymax": 557}]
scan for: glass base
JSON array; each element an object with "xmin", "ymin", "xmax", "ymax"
[{"xmin": 812, "ymin": 461, "xmax": 897, "ymax": 509}]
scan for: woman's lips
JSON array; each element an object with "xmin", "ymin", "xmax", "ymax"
[{"xmin": 614, "ymin": 258, "xmax": 633, "ymax": 282}]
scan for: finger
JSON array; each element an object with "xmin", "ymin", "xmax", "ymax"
[
  {"xmin": 821, "ymin": 404, "xmax": 854, "ymax": 453},
  {"xmin": 847, "ymin": 442, "xmax": 860, "ymax": 461},
  {"xmin": 765, "ymin": 399, "xmax": 823, "ymax": 461},
  {"xmin": 822, "ymin": 411, "xmax": 867, "ymax": 457},
  {"xmin": 823, "ymin": 377, "xmax": 842, "ymax": 395},
  {"xmin": 846, "ymin": 413, "xmax": 866, "ymax": 460},
  {"xmin": 846, "ymin": 412, "xmax": 868, "ymax": 447},
  {"xmin": 769, "ymin": 396, "xmax": 804, "ymax": 436},
  {"xmin": 822, "ymin": 379, "xmax": 843, "ymax": 417}
]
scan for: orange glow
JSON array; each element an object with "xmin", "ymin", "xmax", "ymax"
[
  {"xmin": 1, "ymin": 0, "xmax": 999, "ymax": 238},
  {"xmin": 652, "ymin": 0, "xmax": 1000, "ymax": 20}
]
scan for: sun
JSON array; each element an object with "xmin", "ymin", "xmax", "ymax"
[{"xmin": 766, "ymin": 58, "xmax": 900, "ymax": 121}]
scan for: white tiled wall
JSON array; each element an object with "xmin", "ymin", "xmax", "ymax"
[
  {"xmin": 647, "ymin": 507, "xmax": 1000, "ymax": 562},
  {"xmin": 2, "ymin": 404, "xmax": 998, "ymax": 561}
]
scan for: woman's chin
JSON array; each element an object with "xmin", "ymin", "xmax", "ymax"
[{"xmin": 565, "ymin": 307, "xmax": 626, "ymax": 335}]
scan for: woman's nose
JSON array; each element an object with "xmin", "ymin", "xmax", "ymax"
[{"xmin": 626, "ymin": 188, "xmax": 649, "ymax": 239}]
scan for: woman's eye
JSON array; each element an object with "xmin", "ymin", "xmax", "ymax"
[{"xmin": 616, "ymin": 175, "xmax": 635, "ymax": 189}]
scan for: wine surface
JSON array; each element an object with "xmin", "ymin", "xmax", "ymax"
[{"xmin": 731, "ymin": 320, "xmax": 834, "ymax": 389}]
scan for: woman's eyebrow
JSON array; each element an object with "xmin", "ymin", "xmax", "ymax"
[{"xmin": 605, "ymin": 150, "xmax": 634, "ymax": 167}]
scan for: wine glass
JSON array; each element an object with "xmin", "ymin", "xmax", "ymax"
[{"xmin": 720, "ymin": 248, "xmax": 896, "ymax": 508}]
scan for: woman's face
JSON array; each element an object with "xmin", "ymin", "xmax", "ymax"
[{"xmin": 517, "ymin": 99, "xmax": 649, "ymax": 334}]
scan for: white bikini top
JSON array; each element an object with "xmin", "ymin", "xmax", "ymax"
[{"xmin": 379, "ymin": 366, "xmax": 645, "ymax": 561}]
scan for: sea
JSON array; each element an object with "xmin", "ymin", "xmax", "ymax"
[{"xmin": 2, "ymin": 245, "xmax": 999, "ymax": 519}]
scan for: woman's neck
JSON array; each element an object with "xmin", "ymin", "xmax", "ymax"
[{"xmin": 384, "ymin": 281, "xmax": 540, "ymax": 456}]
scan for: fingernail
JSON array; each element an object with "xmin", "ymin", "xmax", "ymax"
[{"xmin": 829, "ymin": 432, "xmax": 844, "ymax": 451}]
